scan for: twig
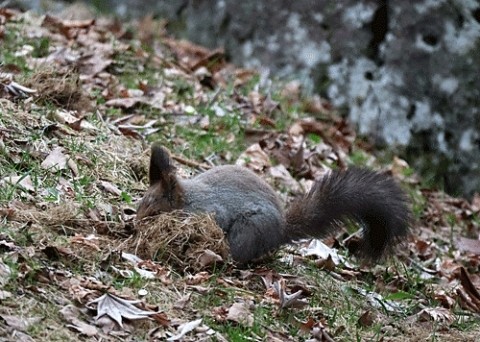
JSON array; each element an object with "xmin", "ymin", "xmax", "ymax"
[{"xmin": 171, "ymin": 154, "xmax": 211, "ymax": 170}]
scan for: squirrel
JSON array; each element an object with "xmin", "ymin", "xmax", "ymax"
[{"xmin": 136, "ymin": 143, "xmax": 411, "ymax": 264}]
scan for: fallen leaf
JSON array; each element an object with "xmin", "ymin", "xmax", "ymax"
[
  {"xmin": 173, "ymin": 293, "xmax": 192, "ymax": 310},
  {"xmin": 41, "ymin": 147, "xmax": 68, "ymax": 172},
  {"xmin": 417, "ymin": 307, "xmax": 455, "ymax": 324},
  {"xmin": 98, "ymin": 180, "xmax": 122, "ymax": 196},
  {"xmin": 226, "ymin": 302, "xmax": 253, "ymax": 327},
  {"xmin": 303, "ymin": 94, "xmax": 332, "ymax": 115},
  {"xmin": 121, "ymin": 252, "xmax": 143, "ymax": 264},
  {"xmin": 268, "ymin": 164, "xmax": 302, "ymax": 194},
  {"xmin": 53, "ymin": 110, "xmax": 97, "ymax": 132},
  {"xmin": 456, "ymin": 237, "xmax": 480, "ymax": 255},
  {"xmin": 357, "ymin": 310, "xmax": 375, "ymax": 327},
  {"xmin": 70, "ymin": 234, "xmax": 101, "ymax": 251},
  {"xmin": 105, "ymin": 97, "xmax": 141, "ymax": 108},
  {"xmin": 87, "ymin": 293, "xmax": 159, "ymax": 328},
  {"xmin": 315, "ymin": 254, "xmax": 337, "ymax": 272},
  {"xmin": 296, "ymin": 316, "xmax": 316, "ymax": 334},
  {"xmin": 356, "ymin": 288, "xmax": 404, "ymax": 313},
  {"xmin": 433, "ymin": 289, "xmax": 456, "ymax": 308},
  {"xmin": 1, "ymin": 175, "xmax": 35, "ymax": 192},
  {"xmin": 186, "ymin": 271, "xmax": 211, "ymax": 285},
  {"xmin": 273, "ymin": 279, "xmax": 308, "ymax": 309},
  {"xmin": 298, "ymin": 239, "xmax": 344, "ymax": 266},
  {"xmin": 166, "ymin": 318, "xmax": 202, "ymax": 341},
  {"xmin": 67, "ymin": 158, "xmax": 79, "ymax": 176},
  {"xmin": 197, "ymin": 249, "xmax": 223, "ymax": 268},
  {"xmin": 95, "ymin": 315, "xmax": 119, "ymax": 334},
  {"xmin": 60, "ymin": 304, "xmax": 98, "ymax": 337},
  {"xmin": 236, "ymin": 143, "xmax": 271, "ymax": 172},
  {"xmin": 0, "ymin": 314, "xmax": 42, "ymax": 332},
  {"xmin": 459, "ymin": 267, "xmax": 480, "ymax": 307},
  {"xmin": 0, "ymin": 290, "xmax": 12, "ymax": 299},
  {"xmin": 134, "ymin": 267, "xmax": 156, "ymax": 279},
  {"xmin": 152, "ymin": 311, "xmax": 171, "ymax": 327}
]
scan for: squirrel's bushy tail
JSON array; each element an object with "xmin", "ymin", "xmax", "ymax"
[{"xmin": 285, "ymin": 168, "xmax": 411, "ymax": 260}]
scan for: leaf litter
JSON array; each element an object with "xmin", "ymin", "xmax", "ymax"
[{"xmin": 0, "ymin": 5, "xmax": 479, "ymax": 342}]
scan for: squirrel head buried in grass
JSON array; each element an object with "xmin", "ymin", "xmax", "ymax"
[{"xmin": 136, "ymin": 145, "xmax": 185, "ymax": 219}]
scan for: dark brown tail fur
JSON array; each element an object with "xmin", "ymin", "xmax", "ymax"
[{"xmin": 285, "ymin": 168, "xmax": 411, "ymax": 260}]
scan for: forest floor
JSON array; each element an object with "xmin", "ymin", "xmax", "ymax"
[{"xmin": 0, "ymin": 5, "xmax": 480, "ymax": 341}]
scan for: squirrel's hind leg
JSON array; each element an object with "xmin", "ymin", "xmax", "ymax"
[{"xmin": 225, "ymin": 210, "xmax": 286, "ymax": 264}]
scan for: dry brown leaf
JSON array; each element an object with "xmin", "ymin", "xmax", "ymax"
[
  {"xmin": 459, "ymin": 267, "xmax": 480, "ymax": 307},
  {"xmin": 0, "ymin": 314, "xmax": 42, "ymax": 332},
  {"xmin": 303, "ymin": 94, "xmax": 332, "ymax": 115},
  {"xmin": 105, "ymin": 97, "xmax": 140, "ymax": 109},
  {"xmin": 433, "ymin": 289, "xmax": 456, "ymax": 308},
  {"xmin": 173, "ymin": 293, "xmax": 192, "ymax": 310},
  {"xmin": 87, "ymin": 293, "xmax": 159, "ymax": 328},
  {"xmin": 226, "ymin": 302, "xmax": 254, "ymax": 327},
  {"xmin": 296, "ymin": 316, "xmax": 316, "ymax": 334},
  {"xmin": 151, "ymin": 311, "xmax": 171, "ymax": 327},
  {"xmin": 456, "ymin": 237, "xmax": 480, "ymax": 255},
  {"xmin": 280, "ymin": 80, "xmax": 301, "ymax": 103},
  {"xmin": 299, "ymin": 239, "xmax": 343, "ymax": 266},
  {"xmin": 236, "ymin": 143, "xmax": 271, "ymax": 172},
  {"xmin": 53, "ymin": 110, "xmax": 97, "ymax": 132},
  {"xmin": 95, "ymin": 315, "xmax": 119, "ymax": 334},
  {"xmin": 166, "ymin": 318, "xmax": 202, "ymax": 341},
  {"xmin": 186, "ymin": 271, "xmax": 211, "ymax": 285},
  {"xmin": 197, "ymin": 249, "xmax": 223, "ymax": 268},
  {"xmin": 60, "ymin": 304, "xmax": 98, "ymax": 337},
  {"xmin": 357, "ymin": 310, "xmax": 375, "ymax": 327},
  {"xmin": 41, "ymin": 147, "xmax": 68, "ymax": 171},
  {"xmin": 315, "ymin": 254, "xmax": 337, "ymax": 271},
  {"xmin": 190, "ymin": 48, "xmax": 226, "ymax": 73},
  {"xmin": 79, "ymin": 52, "xmax": 113, "ymax": 76},
  {"xmin": 257, "ymin": 269, "xmax": 282, "ymax": 291},
  {"xmin": 1, "ymin": 175, "xmax": 35, "ymax": 192},
  {"xmin": 233, "ymin": 68, "xmax": 258, "ymax": 87},
  {"xmin": 0, "ymin": 290, "xmax": 12, "ymax": 300},
  {"xmin": 0, "ymin": 260, "xmax": 12, "ymax": 287},
  {"xmin": 268, "ymin": 164, "xmax": 302, "ymax": 194},
  {"xmin": 70, "ymin": 234, "xmax": 101, "ymax": 251},
  {"xmin": 273, "ymin": 279, "xmax": 308, "ymax": 310},
  {"xmin": 98, "ymin": 180, "xmax": 122, "ymax": 196},
  {"xmin": 0, "ymin": 8, "xmax": 18, "ymax": 20},
  {"xmin": 417, "ymin": 307, "xmax": 455, "ymax": 324},
  {"xmin": 41, "ymin": 14, "xmax": 94, "ymax": 39}
]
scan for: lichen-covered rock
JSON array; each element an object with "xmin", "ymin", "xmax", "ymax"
[
  {"xmin": 16, "ymin": 0, "xmax": 480, "ymax": 196},
  {"xmin": 176, "ymin": 0, "xmax": 480, "ymax": 196}
]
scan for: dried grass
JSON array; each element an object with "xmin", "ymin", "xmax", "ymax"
[
  {"xmin": 123, "ymin": 211, "xmax": 230, "ymax": 270},
  {"xmin": 25, "ymin": 67, "xmax": 91, "ymax": 111},
  {"xmin": 11, "ymin": 201, "xmax": 80, "ymax": 227},
  {"xmin": 6, "ymin": 201, "xmax": 128, "ymax": 237}
]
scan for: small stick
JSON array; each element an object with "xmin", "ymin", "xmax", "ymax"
[{"xmin": 171, "ymin": 154, "xmax": 211, "ymax": 170}]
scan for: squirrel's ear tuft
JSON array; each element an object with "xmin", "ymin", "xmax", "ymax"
[{"xmin": 149, "ymin": 144, "xmax": 174, "ymax": 185}]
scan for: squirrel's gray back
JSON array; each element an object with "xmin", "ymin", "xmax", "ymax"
[{"xmin": 180, "ymin": 165, "xmax": 285, "ymax": 233}]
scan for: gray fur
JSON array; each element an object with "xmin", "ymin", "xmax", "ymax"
[{"xmin": 179, "ymin": 165, "xmax": 287, "ymax": 263}]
